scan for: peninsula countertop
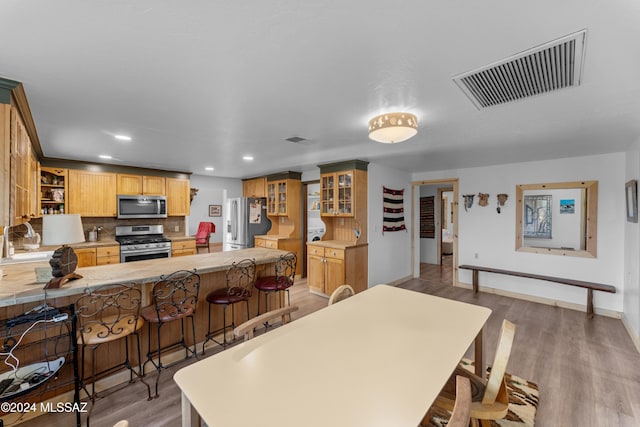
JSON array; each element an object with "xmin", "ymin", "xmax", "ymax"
[{"xmin": 0, "ymin": 247, "xmax": 287, "ymax": 307}]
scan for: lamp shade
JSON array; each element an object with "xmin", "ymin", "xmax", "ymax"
[
  {"xmin": 368, "ymin": 112, "xmax": 418, "ymax": 143},
  {"xmin": 42, "ymin": 214, "xmax": 86, "ymax": 246}
]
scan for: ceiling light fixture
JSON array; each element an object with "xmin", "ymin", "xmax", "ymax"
[
  {"xmin": 368, "ymin": 112, "xmax": 418, "ymax": 143},
  {"xmin": 114, "ymin": 134, "xmax": 132, "ymax": 141},
  {"xmin": 205, "ymin": 166, "xmax": 214, "ymax": 171},
  {"xmin": 99, "ymin": 155, "xmax": 112, "ymax": 159},
  {"xmin": 242, "ymin": 155, "xmax": 254, "ymax": 161}
]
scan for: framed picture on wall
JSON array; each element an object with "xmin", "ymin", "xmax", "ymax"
[
  {"xmin": 626, "ymin": 180, "xmax": 638, "ymax": 223},
  {"xmin": 209, "ymin": 204, "xmax": 222, "ymax": 217}
]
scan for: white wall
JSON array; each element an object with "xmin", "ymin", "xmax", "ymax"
[
  {"xmin": 624, "ymin": 147, "xmax": 640, "ymax": 340},
  {"xmin": 368, "ymin": 163, "xmax": 412, "ymax": 286},
  {"xmin": 413, "ymin": 152, "xmax": 626, "ymax": 313},
  {"xmin": 187, "ymin": 174, "xmax": 242, "ymax": 242}
]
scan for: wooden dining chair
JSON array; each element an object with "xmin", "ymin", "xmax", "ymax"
[
  {"xmin": 233, "ymin": 305, "xmax": 299, "ymax": 341},
  {"xmin": 327, "ymin": 284, "xmax": 355, "ymax": 305},
  {"xmin": 431, "ymin": 319, "xmax": 516, "ymax": 427}
]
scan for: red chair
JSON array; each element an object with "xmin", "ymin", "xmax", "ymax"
[{"xmin": 195, "ymin": 222, "xmax": 215, "ymax": 253}]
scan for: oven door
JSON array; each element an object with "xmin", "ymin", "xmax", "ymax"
[{"xmin": 120, "ymin": 247, "xmax": 172, "ymax": 263}]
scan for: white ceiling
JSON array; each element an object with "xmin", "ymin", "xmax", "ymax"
[{"xmin": 1, "ymin": 1, "xmax": 640, "ymax": 178}]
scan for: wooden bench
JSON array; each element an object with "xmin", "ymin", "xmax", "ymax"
[{"xmin": 458, "ymin": 265, "xmax": 616, "ymax": 318}]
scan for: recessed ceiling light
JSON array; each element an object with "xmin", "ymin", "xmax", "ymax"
[
  {"xmin": 205, "ymin": 167, "xmax": 214, "ymax": 171},
  {"xmin": 99, "ymin": 155, "xmax": 112, "ymax": 159},
  {"xmin": 242, "ymin": 155, "xmax": 254, "ymax": 161},
  {"xmin": 114, "ymin": 135, "xmax": 132, "ymax": 141}
]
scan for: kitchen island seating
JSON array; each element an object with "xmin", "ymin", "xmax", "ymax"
[
  {"xmin": 203, "ymin": 258, "xmax": 257, "ymax": 351},
  {"xmin": 254, "ymin": 252, "xmax": 297, "ymax": 314},
  {"xmin": 327, "ymin": 284, "xmax": 355, "ymax": 305},
  {"xmin": 429, "ymin": 319, "xmax": 516, "ymax": 427},
  {"xmin": 140, "ymin": 269, "xmax": 200, "ymax": 397},
  {"xmin": 76, "ymin": 284, "xmax": 152, "ymax": 426}
]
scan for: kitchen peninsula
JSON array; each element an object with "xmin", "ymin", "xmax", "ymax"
[{"xmin": 0, "ymin": 247, "xmax": 289, "ymax": 418}]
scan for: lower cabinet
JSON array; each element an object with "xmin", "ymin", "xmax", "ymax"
[
  {"xmin": 75, "ymin": 245, "xmax": 120, "ymax": 268},
  {"xmin": 254, "ymin": 236, "xmax": 302, "ymax": 275},
  {"xmin": 307, "ymin": 243, "xmax": 367, "ymax": 296},
  {"xmin": 172, "ymin": 239, "xmax": 196, "ymax": 257}
]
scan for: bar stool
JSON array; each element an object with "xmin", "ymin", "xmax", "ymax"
[
  {"xmin": 140, "ymin": 269, "xmax": 200, "ymax": 397},
  {"xmin": 203, "ymin": 258, "xmax": 256, "ymax": 352},
  {"xmin": 76, "ymin": 284, "xmax": 151, "ymax": 426},
  {"xmin": 254, "ymin": 252, "xmax": 297, "ymax": 314}
]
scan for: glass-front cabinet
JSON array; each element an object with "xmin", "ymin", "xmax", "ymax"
[{"xmin": 320, "ymin": 171, "xmax": 353, "ymax": 216}]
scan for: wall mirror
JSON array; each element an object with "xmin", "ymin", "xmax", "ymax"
[{"xmin": 515, "ymin": 180, "xmax": 598, "ymax": 258}]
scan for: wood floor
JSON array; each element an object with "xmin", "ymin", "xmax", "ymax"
[{"xmin": 15, "ymin": 266, "xmax": 640, "ymax": 427}]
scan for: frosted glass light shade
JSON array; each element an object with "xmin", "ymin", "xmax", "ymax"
[
  {"xmin": 42, "ymin": 214, "xmax": 86, "ymax": 246},
  {"xmin": 368, "ymin": 112, "xmax": 418, "ymax": 143}
]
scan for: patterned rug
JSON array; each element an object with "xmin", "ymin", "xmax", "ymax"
[{"xmin": 428, "ymin": 359, "xmax": 540, "ymax": 427}]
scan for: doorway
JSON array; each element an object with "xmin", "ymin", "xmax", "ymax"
[
  {"xmin": 412, "ymin": 178, "xmax": 458, "ymax": 286},
  {"xmin": 302, "ymin": 180, "xmax": 324, "ymax": 278}
]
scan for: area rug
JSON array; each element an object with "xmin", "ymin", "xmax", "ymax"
[{"xmin": 428, "ymin": 358, "xmax": 540, "ymax": 427}]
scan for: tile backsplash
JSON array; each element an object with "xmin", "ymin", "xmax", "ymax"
[{"xmin": 28, "ymin": 216, "xmax": 187, "ymax": 241}]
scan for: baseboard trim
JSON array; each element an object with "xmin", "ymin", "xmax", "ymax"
[
  {"xmin": 456, "ymin": 281, "xmax": 622, "ymax": 319},
  {"xmin": 621, "ymin": 312, "xmax": 640, "ymax": 354}
]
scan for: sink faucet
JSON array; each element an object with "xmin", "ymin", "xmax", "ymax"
[{"xmin": 3, "ymin": 222, "xmax": 35, "ymax": 258}]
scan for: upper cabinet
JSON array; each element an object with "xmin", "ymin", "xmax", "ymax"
[
  {"xmin": 117, "ymin": 173, "xmax": 166, "ymax": 196},
  {"xmin": 9, "ymin": 105, "xmax": 39, "ymax": 224},
  {"xmin": 166, "ymin": 177, "xmax": 190, "ymax": 216},
  {"xmin": 318, "ymin": 160, "xmax": 368, "ymax": 243},
  {"xmin": 266, "ymin": 172, "xmax": 302, "ymax": 217},
  {"xmin": 68, "ymin": 169, "xmax": 117, "ymax": 217},
  {"xmin": 319, "ymin": 160, "xmax": 368, "ymax": 219},
  {"xmin": 40, "ymin": 167, "xmax": 67, "ymax": 215},
  {"xmin": 242, "ymin": 177, "xmax": 266, "ymax": 198}
]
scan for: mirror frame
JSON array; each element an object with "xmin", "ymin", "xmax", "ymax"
[{"xmin": 515, "ymin": 180, "xmax": 598, "ymax": 258}]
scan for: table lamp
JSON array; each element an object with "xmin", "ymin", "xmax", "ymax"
[{"xmin": 42, "ymin": 214, "xmax": 86, "ymax": 289}]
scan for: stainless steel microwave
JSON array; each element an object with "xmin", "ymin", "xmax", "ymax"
[{"xmin": 117, "ymin": 195, "xmax": 168, "ymax": 219}]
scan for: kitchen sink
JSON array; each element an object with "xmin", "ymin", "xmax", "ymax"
[{"xmin": 1, "ymin": 251, "xmax": 54, "ymax": 264}]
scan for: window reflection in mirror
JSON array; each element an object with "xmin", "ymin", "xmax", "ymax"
[{"xmin": 516, "ymin": 181, "xmax": 597, "ymax": 258}]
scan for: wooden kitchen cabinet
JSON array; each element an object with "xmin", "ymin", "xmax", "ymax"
[
  {"xmin": 242, "ymin": 177, "xmax": 266, "ymax": 198},
  {"xmin": 117, "ymin": 173, "xmax": 166, "ymax": 196},
  {"xmin": 320, "ymin": 171, "xmax": 356, "ymax": 217},
  {"xmin": 266, "ymin": 173, "xmax": 301, "ymax": 217},
  {"xmin": 68, "ymin": 169, "xmax": 117, "ymax": 216},
  {"xmin": 307, "ymin": 242, "xmax": 367, "ymax": 296},
  {"xmin": 75, "ymin": 247, "xmax": 97, "ymax": 268},
  {"xmin": 10, "ymin": 107, "xmax": 39, "ymax": 224},
  {"xmin": 166, "ymin": 177, "xmax": 190, "ymax": 216},
  {"xmin": 40, "ymin": 167, "xmax": 67, "ymax": 216},
  {"xmin": 307, "ymin": 245, "xmax": 345, "ymax": 296},
  {"xmin": 96, "ymin": 245, "xmax": 120, "ymax": 265},
  {"xmin": 172, "ymin": 239, "xmax": 196, "ymax": 257}
]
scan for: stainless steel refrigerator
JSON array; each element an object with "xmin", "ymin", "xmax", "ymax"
[{"xmin": 223, "ymin": 197, "xmax": 272, "ymax": 251}]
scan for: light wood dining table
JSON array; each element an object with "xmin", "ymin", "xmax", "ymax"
[{"xmin": 174, "ymin": 284, "xmax": 492, "ymax": 427}]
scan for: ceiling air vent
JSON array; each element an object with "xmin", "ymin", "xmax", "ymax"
[
  {"xmin": 453, "ymin": 29, "xmax": 587, "ymax": 109},
  {"xmin": 284, "ymin": 136, "xmax": 313, "ymax": 145}
]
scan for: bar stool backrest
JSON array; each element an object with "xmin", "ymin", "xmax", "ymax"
[
  {"xmin": 151, "ymin": 270, "xmax": 200, "ymax": 320},
  {"xmin": 274, "ymin": 252, "xmax": 297, "ymax": 286},
  {"xmin": 76, "ymin": 284, "xmax": 142, "ymax": 344},
  {"xmin": 226, "ymin": 259, "xmax": 257, "ymax": 297}
]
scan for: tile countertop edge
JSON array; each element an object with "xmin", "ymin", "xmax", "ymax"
[{"xmin": 0, "ymin": 248, "xmax": 288, "ymax": 308}]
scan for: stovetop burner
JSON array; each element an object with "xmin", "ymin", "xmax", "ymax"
[
  {"xmin": 115, "ymin": 225, "xmax": 170, "ymax": 247},
  {"xmin": 116, "ymin": 235, "xmax": 171, "ymax": 246}
]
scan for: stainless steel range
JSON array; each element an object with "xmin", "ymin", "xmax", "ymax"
[{"xmin": 115, "ymin": 225, "xmax": 172, "ymax": 263}]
